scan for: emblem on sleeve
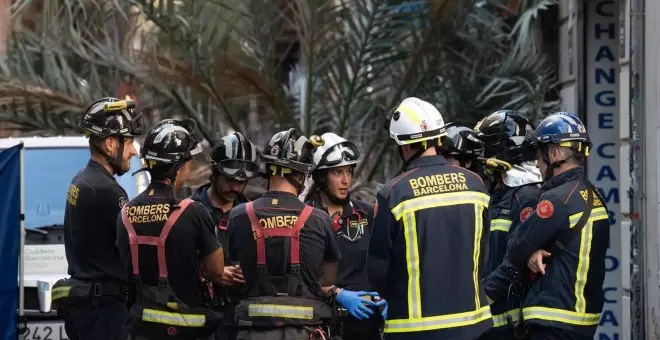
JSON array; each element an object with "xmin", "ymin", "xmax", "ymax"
[
  {"xmin": 520, "ymin": 207, "xmax": 534, "ymax": 222},
  {"xmin": 118, "ymin": 196, "xmax": 128, "ymax": 208},
  {"xmin": 536, "ymin": 200, "xmax": 554, "ymax": 219}
]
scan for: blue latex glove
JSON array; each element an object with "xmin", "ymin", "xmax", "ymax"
[
  {"xmin": 336, "ymin": 290, "xmax": 376, "ymax": 320},
  {"xmin": 374, "ymin": 297, "xmax": 388, "ymax": 319}
]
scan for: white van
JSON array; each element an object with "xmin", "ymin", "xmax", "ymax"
[{"xmin": 0, "ymin": 136, "xmax": 149, "ymax": 340}]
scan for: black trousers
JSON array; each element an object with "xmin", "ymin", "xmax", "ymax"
[
  {"xmin": 62, "ymin": 297, "xmax": 127, "ymax": 340},
  {"xmin": 527, "ymin": 326, "xmax": 592, "ymax": 340},
  {"xmin": 341, "ymin": 315, "xmax": 383, "ymax": 340},
  {"xmin": 477, "ymin": 327, "xmax": 518, "ymax": 340}
]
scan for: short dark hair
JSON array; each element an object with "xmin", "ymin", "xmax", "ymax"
[{"xmin": 148, "ymin": 163, "xmax": 179, "ymax": 181}]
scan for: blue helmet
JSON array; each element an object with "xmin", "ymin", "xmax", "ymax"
[{"xmin": 533, "ymin": 112, "xmax": 590, "ymax": 146}]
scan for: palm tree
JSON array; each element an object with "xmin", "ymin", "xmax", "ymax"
[{"xmin": 0, "ymin": 0, "xmax": 559, "ymax": 200}]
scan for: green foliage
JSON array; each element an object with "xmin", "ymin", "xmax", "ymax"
[{"xmin": 0, "ymin": 0, "xmax": 559, "ymax": 199}]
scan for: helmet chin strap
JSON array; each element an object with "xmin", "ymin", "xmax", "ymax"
[
  {"xmin": 540, "ymin": 144, "xmax": 569, "ymax": 181},
  {"xmin": 91, "ymin": 137, "xmax": 126, "ymax": 176}
]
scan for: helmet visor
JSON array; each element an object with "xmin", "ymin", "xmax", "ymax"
[
  {"xmin": 214, "ymin": 159, "xmax": 260, "ymax": 180},
  {"xmin": 320, "ymin": 142, "xmax": 360, "ymax": 168}
]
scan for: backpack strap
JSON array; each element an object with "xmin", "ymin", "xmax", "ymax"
[
  {"xmin": 245, "ymin": 202, "xmax": 314, "ymax": 295},
  {"xmin": 121, "ymin": 198, "xmax": 194, "ymax": 280}
]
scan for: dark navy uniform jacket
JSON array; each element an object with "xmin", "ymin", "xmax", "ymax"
[
  {"xmin": 503, "ymin": 167, "xmax": 610, "ymax": 336},
  {"xmin": 484, "ymin": 183, "xmax": 539, "ymax": 328},
  {"xmin": 367, "ymin": 155, "xmax": 493, "ymax": 340}
]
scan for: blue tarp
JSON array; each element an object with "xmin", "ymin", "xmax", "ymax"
[{"xmin": 0, "ymin": 144, "xmax": 21, "ymax": 340}]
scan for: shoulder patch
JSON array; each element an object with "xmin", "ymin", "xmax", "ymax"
[
  {"xmin": 536, "ymin": 200, "xmax": 554, "ymax": 219},
  {"xmin": 118, "ymin": 196, "xmax": 128, "ymax": 208},
  {"xmin": 519, "ymin": 206, "xmax": 534, "ymax": 222}
]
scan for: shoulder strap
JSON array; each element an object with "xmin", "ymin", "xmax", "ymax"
[
  {"xmin": 552, "ymin": 181, "xmax": 594, "ymax": 252},
  {"xmin": 245, "ymin": 202, "xmax": 315, "ymax": 266},
  {"xmin": 121, "ymin": 198, "xmax": 194, "ymax": 280}
]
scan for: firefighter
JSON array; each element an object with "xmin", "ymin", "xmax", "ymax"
[
  {"xmin": 226, "ymin": 129, "xmax": 341, "ymax": 340},
  {"xmin": 191, "ymin": 132, "xmax": 260, "ymax": 340},
  {"xmin": 115, "ymin": 118, "xmax": 226, "ymax": 340},
  {"xmin": 473, "ymin": 111, "xmax": 542, "ymax": 339},
  {"xmin": 59, "ymin": 97, "xmax": 144, "ymax": 340},
  {"xmin": 437, "ymin": 123, "xmax": 485, "ymax": 171},
  {"xmin": 303, "ymin": 132, "xmax": 387, "ymax": 340},
  {"xmin": 367, "ymin": 97, "xmax": 493, "ymax": 340},
  {"xmin": 499, "ymin": 112, "xmax": 610, "ymax": 340}
]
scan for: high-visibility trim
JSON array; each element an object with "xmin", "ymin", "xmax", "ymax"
[
  {"xmin": 391, "ymin": 191, "xmax": 490, "ymax": 220},
  {"xmin": 142, "ymin": 309, "xmax": 206, "ymax": 327},
  {"xmin": 247, "ymin": 304, "xmax": 314, "ymax": 320},
  {"xmin": 570, "ymin": 207, "xmax": 608, "ymax": 313},
  {"xmin": 396, "ymin": 102, "xmax": 423, "ymax": 126},
  {"xmin": 402, "ymin": 212, "xmax": 422, "ymax": 318},
  {"xmin": 569, "ymin": 207, "xmax": 608, "ymax": 228},
  {"xmin": 492, "ymin": 310, "xmax": 519, "ymax": 328},
  {"xmin": 51, "ymin": 286, "xmax": 70, "ymax": 300},
  {"xmin": 473, "ymin": 205, "xmax": 484, "ymax": 309},
  {"xmin": 384, "ymin": 306, "xmax": 492, "ymax": 333},
  {"xmin": 490, "ymin": 219, "xmax": 512, "ymax": 232},
  {"xmin": 522, "ymin": 307, "xmax": 600, "ymax": 326}
]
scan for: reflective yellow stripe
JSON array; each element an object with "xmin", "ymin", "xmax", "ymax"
[
  {"xmin": 402, "ymin": 212, "xmax": 422, "ymax": 318},
  {"xmin": 473, "ymin": 205, "xmax": 484, "ymax": 309},
  {"xmin": 51, "ymin": 286, "xmax": 70, "ymax": 301},
  {"xmin": 570, "ymin": 207, "xmax": 608, "ymax": 313},
  {"xmin": 522, "ymin": 307, "xmax": 600, "ymax": 326},
  {"xmin": 384, "ymin": 306, "xmax": 492, "ymax": 333},
  {"xmin": 490, "ymin": 219, "xmax": 512, "ymax": 232},
  {"xmin": 248, "ymin": 304, "xmax": 313, "ymax": 319},
  {"xmin": 492, "ymin": 310, "xmax": 520, "ymax": 328},
  {"xmin": 396, "ymin": 102, "xmax": 423, "ymax": 126},
  {"xmin": 142, "ymin": 309, "xmax": 205, "ymax": 327},
  {"xmin": 391, "ymin": 191, "xmax": 489, "ymax": 220}
]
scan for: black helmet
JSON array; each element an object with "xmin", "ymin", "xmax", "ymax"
[
  {"xmin": 261, "ymin": 128, "xmax": 321, "ymax": 175},
  {"xmin": 78, "ymin": 97, "xmax": 145, "ymax": 138},
  {"xmin": 141, "ymin": 118, "xmax": 204, "ymax": 165},
  {"xmin": 209, "ymin": 132, "xmax": 260, "ymax": 181},
  {"xmin": 439, "ymin": 123, "xmax": 484, "ymax": 157},
  {"xmin": 474, "ymin": 110, "xmax": 535, "ymax": 166}
]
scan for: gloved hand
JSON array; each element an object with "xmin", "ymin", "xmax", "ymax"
[
  {"xmin": 374, "ymin": 296, "xmax": 388, "ymax": 319},
  {"xmin": 336, "ymin": 289, "xmax": 376, "ymax": 320}
]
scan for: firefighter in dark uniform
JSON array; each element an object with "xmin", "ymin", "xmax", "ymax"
[
  {"xmin": 368, "ymin": 97, "xmax": 493, "ymax": 340},
  {"xmin": 115, "ymin": 119, "xmax": 226, "ymax": 340},
  {"xmin": 437, "ymin": 123, "xmax": 485, "ymax": 171},
  {"xmin": 473, "ymin": 111, "xmax": 541, "ymax": 339},
  {"xmin": 191, "ymin": 132, "xmax": 261, "ymax": 340},
  {"xmin": 495, "ymin": 112, "xmax": 610, "ymax": 340},
  {"xmin": 303, "ymin": 132, "xmax": 387, "ymax": 340},
  {"xmin": 226, "ymin": 129, "xmax": 341, "ymax": 340},
  {"xmin": 61, "ymin": 97, "xmax": 144, "ymax": 340}
]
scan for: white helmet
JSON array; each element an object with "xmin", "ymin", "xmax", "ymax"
[
  {"xmin": 388, "ymin": 97, "xmax": 447, "ymax": 146},
  {"xmin": 312, "ymin": 132, "xmax": 360, "ymax": 170}
]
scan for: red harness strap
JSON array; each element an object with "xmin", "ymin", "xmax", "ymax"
[
  {"xmin": 245, "ymin": 202, "xmax": 314, "ymax": 266},
  {"xmin": 121, "ymin": 198, "xmax": 194, "ymax": 279}
]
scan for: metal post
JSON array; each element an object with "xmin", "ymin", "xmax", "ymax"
[
  {"xmin": 18, "ymin": 142, "xmax": 24, "ymax": 316},
  {"xmin": 629, "ymin": 0, "xmax": 645, "ymax": 337}
]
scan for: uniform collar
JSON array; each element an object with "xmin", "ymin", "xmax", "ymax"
[
  {"xmin": 541, "ymin": 167, "xmax": 585, "ymax": 192},
  {"xmin": 87, "ymin": 159, "xmax": 116, "ymax": 181},
  {"xmin": 404, "ymin": 155, "xmax": 449, "ymax": 172},
  {"xmin": 191, "ymin": 183, "xmax": 247, "ymax": 213},
  {"xmin": 305, "ymin": 191, "xmax": 355, "ymax": 218},
  {"xmin": 262, "ymin": 191, "xmax": 299, "ymax": 199},
  {"xmin": 145, "ymin": 181, "xmax": 175, "ymax": 198}
]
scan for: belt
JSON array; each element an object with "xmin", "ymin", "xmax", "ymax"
[{"xmin": 77, "ymin": 279, "xmax": 127, "ymax": 298}]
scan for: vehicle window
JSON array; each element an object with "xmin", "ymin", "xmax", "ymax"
[{"xmin": 23, "ymin": 148, "xmax": 89, "ymax": 229}]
